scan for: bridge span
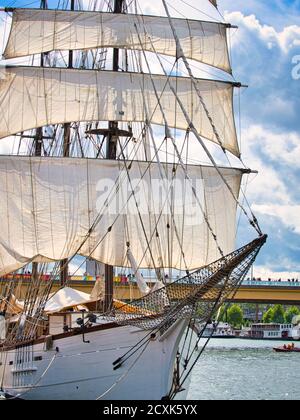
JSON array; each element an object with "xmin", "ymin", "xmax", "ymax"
[
  {"xmin": 69, "ymin": 279, "xmax": 300, "ymax": 305},
  {"xmin": 1, "ymin": 278, "xmax": 300, "ymax": 305},
  {"xmin": 227, "ymin": 280, "xmax": 300, "ymax": 305}
]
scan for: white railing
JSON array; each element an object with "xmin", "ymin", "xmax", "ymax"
[{"xmin": 242, "ymin": 280, "xmax": 300, "ymax": 287}]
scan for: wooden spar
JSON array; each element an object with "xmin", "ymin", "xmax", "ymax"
[
  {"xmin": 60, "ymin": 0, "xmax": 75, "ymax": 286},
  {"xmin": 104, "ymin": 0, "xmax": 125, "ymax": 313}
]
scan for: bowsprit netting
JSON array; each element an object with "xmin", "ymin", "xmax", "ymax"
[{"xmin": 109, "ymin": 235, "xmax": 267, "ymax": 331}]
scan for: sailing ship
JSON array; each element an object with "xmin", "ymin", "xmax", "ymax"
[{"xmin": 0, "ymin": 0, "xmax": 267, "ymax": 400}]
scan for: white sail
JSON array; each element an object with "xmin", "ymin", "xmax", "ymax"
[
  {"xmin": 0, "ymin": 156, "xmax": 242, "ymax": 275},
  {"xmin": 0, "ymin": 66, "xmax": 239, "ymax": 156},
  {"xmin": 4, "ymin": 9, "xmax": 231, "ymax": 73}
]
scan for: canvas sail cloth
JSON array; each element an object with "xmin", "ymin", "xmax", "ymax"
[
  {"xmin": 44, "ymin": 287, "xmax": 97, "ymax": 314},
  {"xmin": 0, "ymin": 66, "xmax": 239, "ymax": 156},
  {"xmin": 4, "ymin": 9, "xmax": 231, "ymax": 73},
  {"xmin": 0, "ymin": 156, "xmax": 242, "ymax": 275}
]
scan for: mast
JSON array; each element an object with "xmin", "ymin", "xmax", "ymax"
[
  {"xmin": 60, "ymin": 0, "xmax": 75, "ymax": 286},
  {"xmin": 104, "ymin": 0, "xmax": 125, "ymax": 312},
  {"xmin": 32, "ymin": 127, "xmax": 42, "ymax": 283},
  {"xmin": 32, "ymin": 0, "xmax": 47, "ymax": 283}
]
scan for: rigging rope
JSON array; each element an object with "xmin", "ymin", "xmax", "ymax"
[
  {"xmin": 176, "ymin": 0, "xmax": 225, "ymax": 23},
  {"xmin": 107, "ymin": 234, "xmax": 266, "ymax": 392},
  {"xmin": 133, "ymin": 22, "xmax": 226, "ymax": 257},
  {"xmin": 153, "ymin": 0, "xmax": 264, "ymax": 237},
  {"xmin": 95, "ymin": 339, "xmax": 151, "ymax": 400}
]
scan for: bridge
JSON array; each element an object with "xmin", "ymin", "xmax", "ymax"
[
  {"xmin": 112, "ymin": 279, "xmax": 300, "ymax": 305},
  {"xmin": 51, "ymin": 278, "xmax": 300, "ymax": 305},
  {"xmin": 228, "ymin": 280, "xmax": 300, "ymax": 305},
  {"xmin": 1, "ymin": 277, "xmax": 300, "ymax": 305}
]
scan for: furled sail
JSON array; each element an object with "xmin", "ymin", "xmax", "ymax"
[
  {"xmin": 0, "ymin": 66, "xmax": 239, "ymax": 156},
  {"xmin": 4, "ymin": 8, "xmax": 231, "ymax": 73},
  {"xmin": 127, "ymin": 247, "xmax": 151, "ymax": 295},
  {"xmin": 0, "ymin": 156, "xmax": 242, "ymax": 275}
]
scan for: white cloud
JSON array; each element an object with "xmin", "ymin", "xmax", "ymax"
[
  {"xmin": 241, "ymin": 125, "xmax": 291, "ymax": 204},
  {"xmin": 253, "ymin": 204, "xmax": 300, "ymax": 235},
  {"xmin": 238, "ymin": 123, "xmax": 300, "ymax": 238},
  {"xmin": 246, "ymin": 162, "xmax": 289, "ymax": 205},
  {"xmin": 225, "ymin": 11, "xmax": 300, "ymax": 53},
  {"xmin": 253, "ymin": 265, "xmax": 300, "ymax": 280},
  {"xmin": 220, "ymin": 9, "xmax": 300, "ymax": 248},
  {"xmin": 243, "ymin": 124, "xmax": 300, "ymax": 168}
]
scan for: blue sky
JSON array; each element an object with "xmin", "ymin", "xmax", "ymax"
[
  {"xmin": 0, "ymin": 0, "xmax": 299, "ymax": 278},
  {"xmin": 218, "ymin": 0, "xmax": 300, "ymax": 278}
]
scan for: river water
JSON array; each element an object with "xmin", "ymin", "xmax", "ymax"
[{"xmin": 187, "ymin": 339, "xmax": 300, "ymax": 400}]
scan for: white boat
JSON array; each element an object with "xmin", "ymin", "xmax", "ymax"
[
  {"xmin": 0, "ymin": 0, "xmax": 266, "ymax": 400},
  {"xmin": 247, "ymin": 323, "xmax": 295, "ymax": 340},
  {"xmin": 200, "ymin": 322, "xmax": 236, "ymax": 339}
]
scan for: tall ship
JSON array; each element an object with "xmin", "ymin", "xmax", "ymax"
[{"xmin": 0, "ymin": 0, "xmax": 266, "ymax": 400}]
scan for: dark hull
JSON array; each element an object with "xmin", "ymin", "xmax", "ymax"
[{"xmin": 273, "ymin": 347, "xmax": 300, "ymax": 353}]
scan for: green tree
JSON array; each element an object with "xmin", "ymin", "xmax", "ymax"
[
  {"xmin": 285, "ymin": 306, "xmax": 300, "ymax": 323},
  {"xmin": 262, "ymin": 307, "xmax": 273, "ymax": 324},
  {"xmin": 271, "ymin": 305, "xmax": 285, "ymax": 324},
  {"xmin": 227, "ymin": 304, "xmax": 243, "ymax": 328}
]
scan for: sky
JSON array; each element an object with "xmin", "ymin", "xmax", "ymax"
[
  {"xmin": 0, "ymin": 0, "xmax": 299, "ymax": 279},
  {"xmin": 219, "ymin": 0, "xmax": 300, "ymax": 280}
]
